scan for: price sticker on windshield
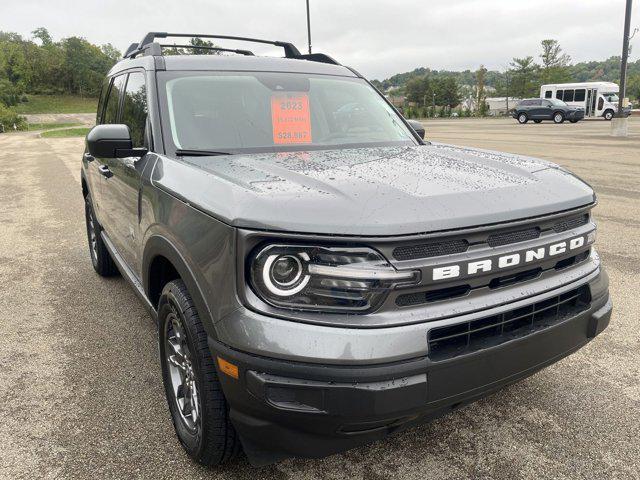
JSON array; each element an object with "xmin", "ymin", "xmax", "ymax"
[{"xmin": 271, "ymin": 94, "xmax": 312, "ymax": 144}]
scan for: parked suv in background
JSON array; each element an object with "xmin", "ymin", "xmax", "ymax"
[
  {"xmin": 82, "ymin": 32, "xmax": 611, "ymax": 467},
  {"xmin": 513, "ymin": 98, "xmax": 585, "ymax": 124}
]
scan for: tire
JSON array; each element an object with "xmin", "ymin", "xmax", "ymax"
[
  {"xmin": 570, "ymin": 119, "xmax": 579, "ymax": 123},
  {"xmin": 517, "ymin": 113, "xmax": 528, "ymax": 124},
  {"xmin": 158, "ymin": 279, "xmax": 240, "ymax": 466},
  {"xmin": 533, "ymin": 119, "xmax": 542, "ymax": 124},
  {"xmin": 553, "ymin": 112, "xmax": 565, "ymax": 124},
  {"xmin": 85, "ymin": 194, "xmax": 118, "ymax": 277},
  {"xmin": 603, "ymin": 110, "xmax": 614, "ymax": 121}
]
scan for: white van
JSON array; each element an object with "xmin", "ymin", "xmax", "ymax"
[{"xmin": 540, "ymin": 82, "xmax": 628, "ymax": 120}]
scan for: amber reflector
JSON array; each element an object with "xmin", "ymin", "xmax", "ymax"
[{"xmin": 217, "ymin": 357, "xmax": 239, "ymax": 379}]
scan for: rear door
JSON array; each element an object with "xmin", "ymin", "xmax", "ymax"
[{"xmin": 101, "ymin": 71, "xmax": 150, "ymax": 274}]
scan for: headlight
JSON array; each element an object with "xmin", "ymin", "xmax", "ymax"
[{"xmin": 249, "ymin": 244, "xmax": 420, "ymax": 313}]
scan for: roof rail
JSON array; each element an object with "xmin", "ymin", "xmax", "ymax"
[
  {"xmin": 158, "ymin": 44, "xmax": 255, "ymax": 56},
  {"xmin": 123, "ymin": 32, "xmax": 340, "ymax": 65},
  {"xmin": 125, "ymin": 32, "xmax": 300, "ymax": 58}
]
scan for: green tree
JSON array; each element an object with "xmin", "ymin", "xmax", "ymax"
[
  {"xmin": 475, "ymin": 65, "xmax": 488, "ymax": 116},
  {"xmin": 539, "ymin": 39, "xmax": 571, "ymax": 84},
  {"xmin": 31, "ymin": 27, "xmax": 52, "ymax": 46},
  {"xmin": 627, "ymin": 73, "xmax": 640, "ymax": 101},
  {"xmin": 509, "ymin": 56, "xmax": 539, "ymax": 98}
]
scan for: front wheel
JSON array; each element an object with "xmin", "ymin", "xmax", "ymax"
[
  {"xmin": 570, "ymin": 119, "xmax": 579, "ymax": 123},
  {"xmin": 517, "ymin": 113, "xmax": 528, "ymax": 124},
  {"xmin": 603, "ymin": 110, "xmax": 614, "ymax": 121},
  {"xmin": 553, "ymin": 112, "xmax": 565, "ymax": 124},
  {"xmin": 533, "ymin": 119, "xmax": 542, "ymax": 124},
  {"xmin": 159, "ymin": 279, "xmax": 240, "ymax": 466}
]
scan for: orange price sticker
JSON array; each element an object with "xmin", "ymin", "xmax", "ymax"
[{"xmin": 271, "ymin": 94, "xmax": 312, "ymax": 144}]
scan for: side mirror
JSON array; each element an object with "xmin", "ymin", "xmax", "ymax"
[
  {"xmin": 406, "ymin": 119, "xmax": 425, "ymax": 140},
  {"xmin": 86, "ymin": 124, "xmax": 146, "ymax": 158}
]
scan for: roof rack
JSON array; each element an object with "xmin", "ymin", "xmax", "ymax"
[
  {"xmin": 123, "ymin": 32, "xmax": 340, "ymax": 65},
  {"xmin": 158, "ymin": 44, "xmax": 255, "ymax": 56}
]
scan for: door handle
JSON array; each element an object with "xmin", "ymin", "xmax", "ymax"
[
  {"xmin": 98, "ymin": 165, "xmax": 113, "ymax": 178},
  {"xmin": 84, "ymin": 153, "xmax": 94, "ymax": 162}
]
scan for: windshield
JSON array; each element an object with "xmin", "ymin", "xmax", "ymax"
[
  {"xmin": 548, "ymin": 98, "xmax": 567, "ymax": 106},
  {"xmin": 159, "ymin": 71, "xmax": 416, "ymax": 154},
  {"xmin": 160, "ymin": 72, "xmax": 417, "ymax": 154},
  {"xmin": 602, "ymin": 92, "xmax": 619, "ymax": 103}
]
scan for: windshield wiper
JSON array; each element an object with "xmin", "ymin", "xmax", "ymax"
[{"xmin": 175, "ymin": 149, "xmax": 232, "ymax": 157}]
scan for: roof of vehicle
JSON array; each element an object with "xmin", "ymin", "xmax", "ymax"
[
  {"xmin": 109, "ymin": 54, "xmax": 356, "ymax": 77},
  {"xmin": 540, "ymin": 82, "xmax": 619, "ymax": 89}
]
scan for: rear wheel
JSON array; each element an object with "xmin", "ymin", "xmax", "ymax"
[
  {"xmin": 603, "ymin": 110, "xmax": 614, "ymax": 121},
  {"xmin": 533, "ymin": 119, "xmax": 542, "ymax": 124},
  {"xmin": 517, "ymin": 113, "xmax": 528, "ymax": 124},
  {"xmin": 553, "ymin": 112, "xmax": 565, "ymax": 124},
  {"xmin": 159, "ymin": 279, "xmax": 240, "ymax": 466},
  {"xmin": 84, "ymin": 194, "xmax": 118, "ymax": 277},
  {"xmin": 569, "ymin": 119, "xmax": 579, "ymax": 123}
]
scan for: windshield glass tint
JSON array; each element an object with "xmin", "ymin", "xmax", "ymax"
[
  {"xmin": 160, "ymin": 72, "xmax": 415, "ymax": 153},
  {"xmin": 602, "ymin": 92, "xmax": 619, "ymax": 103}
]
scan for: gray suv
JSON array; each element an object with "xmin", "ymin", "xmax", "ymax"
[
  {"xmin": 513, "ymin": 98, "xmax": 585, "ymax": 124},
  {"xmin": 82, "ymin": 32, "xmax": 611, "ymax": 467}
]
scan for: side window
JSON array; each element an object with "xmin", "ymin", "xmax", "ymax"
[
  {"xmin": 563, "ymin": 89, "xmax": 574, "ymax": 102},
  {"xmin": 574, "ymin": 89, "xmax": 585, "ymax": 102},
  {"xmin": 556, "ymin": 90, "xmax": 563, "ymax": 100},
  {"xmin": 544, "ymin": 90, "xmax": 552, "ymax": 99},
  {"xmin": 532, "ymin": 99, "xmax": 542, "ymax": 106},
  {"xmin": 103, "ymin": 75, "xmax": 126, "ymax": 124},
  {"xmin": 96, "ymin": 78, "xmax": 110, "ymax": 124},
  {"xmin": 542, "ymin": 100, "xmax": 552, "ymax": 107},
  {"xmin": 121, "ymin": 72, "xmax": 148, "ymax": 148}
]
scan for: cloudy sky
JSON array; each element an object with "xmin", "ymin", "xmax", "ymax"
[{"xmin": 3, "ymin": 0, "xmax": 639, "ymax": 80}]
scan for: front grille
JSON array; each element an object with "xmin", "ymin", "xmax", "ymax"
[
  {"xmin": 553, "ymin": 214, "xmax": 589, "ymax": 233},
  {"xmin": 427, "ymin": 286, "xmax": 591, "ymax": 361},
  {"xmin": 393, "ymin": 239, "xmax": 468, "ymax": 261},
  {"xmin": 487, "ymin": 227, "xmax": 540, "ymax": 247}
]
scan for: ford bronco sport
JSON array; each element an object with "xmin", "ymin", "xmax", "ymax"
[{"xmin": 82, "ymin": 32, "xmax": 612, "ymax": 466}]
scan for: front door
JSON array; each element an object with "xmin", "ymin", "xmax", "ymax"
[
  {"xmin": 85, "ymin": 78, "xmax": 110, "ymax": 223},
  {"xmin": 101, "ymin": 71, "xmax": 150, "ymax": 276},
  {"xmin": 94, "ymin": 74, "xmax": 126, "ymax": 229}
]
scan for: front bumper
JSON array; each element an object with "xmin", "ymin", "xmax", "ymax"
[{"xmin": 210, "ymin": 270, "xmax": 611, "ymax": 465}]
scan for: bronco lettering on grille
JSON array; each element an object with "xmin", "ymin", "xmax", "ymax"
[{"xmin": 432, "ymin": 235, "xmax": 587, "ymax": 281}]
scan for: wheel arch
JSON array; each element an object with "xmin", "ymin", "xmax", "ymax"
[{"xmin": 143, "ymin": 235, "xmax": 217, "ymax": 338}]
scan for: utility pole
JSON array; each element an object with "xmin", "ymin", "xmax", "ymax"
[
  {"xmin": 612, "ymin": 0, "xmax": 633, "ymax": 136},
  {"xmin": 617, "ymin": 0, "xmax": 632, "ymax": 117},
  {"xmin": 306, "ymin": 0, "xmax": 312, "ymax": 54}
]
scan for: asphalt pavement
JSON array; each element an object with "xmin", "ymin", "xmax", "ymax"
[{"xmin": 1, "ymin": 118, "xmax": 638, "ymax": 479}]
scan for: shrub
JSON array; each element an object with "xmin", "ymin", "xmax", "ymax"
[
  {"xmin": 0, "ymin": 104, "xmax": 27, "ymax": 131},
  {"xmin": 0, "ymin": 78, "xmax": 23, "ymax": 107}
]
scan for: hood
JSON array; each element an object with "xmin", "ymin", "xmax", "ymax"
[{"xmin": 152, "ymin": 144, "xmax": 595, "ymax": 236}]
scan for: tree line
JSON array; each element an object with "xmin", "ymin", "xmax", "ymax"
[{"xmin": 373, "ymin": 39, "xmax": 640, "ymax": 104}]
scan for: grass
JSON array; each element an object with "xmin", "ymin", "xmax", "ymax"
[
  {"xmin": 27, "ymin": 122, "xmax": 82, "ymax": 131},
  {"xmin": 14, "ymin": 95, "xmax": 97, "ymax": 114},
  {"xmin": 40, "ymin": 127, "xmax": 91, "ymax": 138}
]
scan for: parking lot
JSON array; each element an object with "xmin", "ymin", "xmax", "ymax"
[{"xmin": 1, "ymin": 117, "xmax": 638, "ymax": 479}]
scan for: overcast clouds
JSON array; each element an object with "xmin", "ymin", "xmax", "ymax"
[{"xmin": 2, "ymin": 0, "xmax": 638, "ymax": 79}]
